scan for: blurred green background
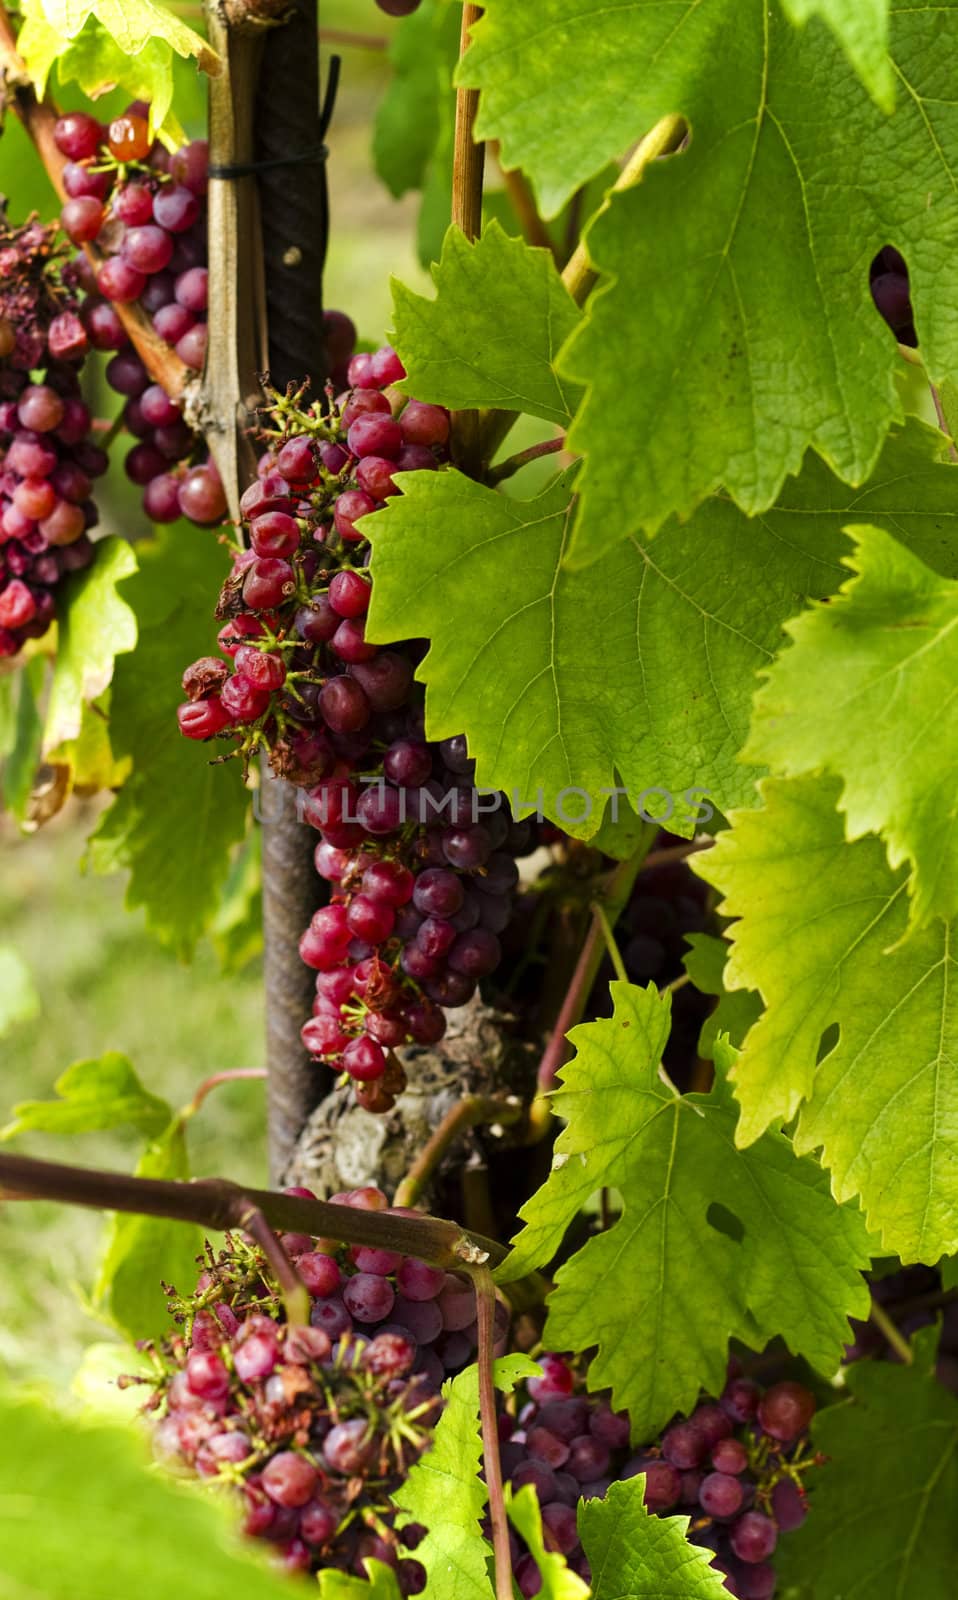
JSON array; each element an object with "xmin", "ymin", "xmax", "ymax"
[{"xmin": 0, "ymin": 1, "xmax": 433, "ymax": 1387}]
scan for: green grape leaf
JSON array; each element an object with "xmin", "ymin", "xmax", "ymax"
[
  {"xmin": 0, "ymin": 945, "xmax": 40, "ymax": 1039},
  {"xmin": 497, "ymin": 986, "xmax": 870, "ymax": 1438},
  {"xmin": 46, "ymin": 693, "xmax": 132, "ymax": 799},
  {"xmin": 95, "ymin": 1114, "xmax": 202, "ymax": 1343},
  {"xmin": 365, "ymin": 421, "xmax": 958, "ymax": 836},
  {"xmin": 746, "ymin": 524, "xmax": 958, "ymax": 928},
  {"xmin": 395, "ymin": 1354, "xmax": 539, "ymax": 1600},
  {"xmin": 1, "ymin": 1051, "xmax": 171, "ymax": 1140},
  {"xmin": 696, "ymin": 774, "xmax": 958, "ymax": 1260},
  {"xmin": 683, "ymin": 932, "xmax": 763, "ymax": 1060},
  {"xmin": 43, "ymin": 537, "xmax": 137, "ymax": 756},
  {"xmin": 2, "ymin": 654, "xmax": 45, "ymax": 822},
  {"xmin": 319, "ymin": 1565, "xmax": 403, "ymax": 1600},
  {"xmin": 87, "ymin": 525, "xmax": 248, "ymax": 958},
  {"xmin": 19, "ymin": 0, "xmax": 216, "ymax": 132},
  {"xmin": 391, "ymin": 221, "xmax": 582, "ymax": 424},
  {"xmin": 507, "ymin": 1486, "xmax": 589, "ymax": 1600},
  {"xmin": 779, "ymin": 0, "xmax": 892, "ymax": 110},
  {"xmin": 778, "ymin": 1329, "xmax": 958, "ymax": 1599},
  {"xmin": 580, "ymin": 1477, "xmax": 733, "ymax": 1599},
  {"xmin": 374, "ymin": 0, "xmax": 457, "ymax": 198},
  {"xmin": 941, "ymin": 1255, "xmax": 958, "ymax": 1291},
  {"xmin": 211, "ymin": 829, "xmax": 263, "ymax": 976},
  {"xmin": 0, "ymin": 1386, "xmax": 296, "ymax": 1600},
  {"xmin": 464, "ymin": 1, "xmax": 958, "ymax": 547}
]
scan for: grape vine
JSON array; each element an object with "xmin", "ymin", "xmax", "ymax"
[{"xmin": 1, "ymin": 4, "xmax": 957, "ymax": 1600}]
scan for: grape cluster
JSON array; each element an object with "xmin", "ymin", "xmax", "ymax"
[
  {"xmin": 148, "ymin": 1184, "xmax": 492, "ymax": 1587},
  {"xmin": 53, "ymin": 104, "xmax": 227, "ymax": 529},
  {"xmin": 500, "ymin": 1356, "xmax": 817, "ymax": 1599},
  {"xmin": 0, "ymin": 214, "xmax": 101, "ymax": 655},
  {"xmin": 178, "ymin": 340, "xmax": 531, "ymax": 1108},
  {"xmin": 869, "ymin": 245, "xmax": 916, "ymax": 347}
]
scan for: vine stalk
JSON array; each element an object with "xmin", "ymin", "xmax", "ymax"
[{"xmin": 0, "ymin": 1149, "xmax": 505, "ymax": 1269}]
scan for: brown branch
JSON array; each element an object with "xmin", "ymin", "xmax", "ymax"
[
  {"xmin": 0, "ymin": 2, "xmax": 190, "ymax": 399},
  {"xmin": 469, "ymin": 1263, "xmax": 512, "ymax": 1600},
  {"xmin": 319, "ymin": 28, "xmax": 387, "ymax": 50},
  {"xmin": 393, "ymin": 1095, "xmax": 523, "ymax": 1210},
  {"xmin": 0, "ymin": 1150, "xmax": 505, "ymax": 1269}
]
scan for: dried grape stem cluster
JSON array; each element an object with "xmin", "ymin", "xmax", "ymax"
[
  {"xmin": 0, "ymin": 214, "xmax": 101, "ymax": 653},
  {"xmin": 178, "ymin": 333, "xmax": 534, "ymax": 1111},
  {"xmin": 144, "ymin": 1183, "xmax": 502, "ymax": 1589},
  {"xmin": 500, "ymin": 1356, "xmax": 818, "ymax": 1599},
  {"xmin": 53, "ymin": 104, "xmax": 227, "ymax": 528}
]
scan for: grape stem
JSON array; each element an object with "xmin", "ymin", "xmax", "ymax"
[
  {"xmin": 0, "ymin": 1149, "xmax": 506, "ymax": 1269},
  {"xmin": 526, "ymin": 828, "xmax": 657, "ymax": 1140},
  {"xmin": 467, "ymin": 1262, "xmax": 513, "ymax": 1600},
  {"xmin": 477, "ymin": 111, "xmax": 688, "ymax": 470},
  {"xmin": 393, "ymin": 1094, "xmax": 524, "ymax": 1210},
  {"xmin": 0, "ymin": 1, "xmax": 191, "ymax": 398},
  {"xmin": 869, "ymin": 1297, "xmax": 915, "ymax": 1365},
  {"xmin": 183, "ymin": 1066, "xmax": 268, "ymax": 1117},
  {"xmin": 643, "ymin": 836, "xmax": 714, "ymax": 871},
  {"xmin": 486, "ymin": 434, "xmax": 567, "ymax": 485},
  {"xmin": 592, "ymin": 901, "xmax": 628, "ymax": 983},
  {"xmin": 490, "ymin": 140, "xmax": 559, "ymax": 262}
]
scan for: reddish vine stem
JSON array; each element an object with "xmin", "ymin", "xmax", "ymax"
[
  {"xmin": 0, "ymin": 1, "xmax": 190, "ymax": 397},
  {"xmin": 232, "ymin": 1201, "xmax": 310, "ymax": 1325},
  {"xmin": 185, "ymin": 1066, "xmax": 267, "ymax": 1116},
  {"xmin": 393, "ymin": 1094, "xmax": 523, "ymax": 1210},
  {"xmin": 487, "ymin": 434, "xmax": 566, "ymax": 484},
  {"xmin": 0, "ymin": 1150, "xmax": 505, "ymax": 1269},
  {"xmin": 468, "ymin": 1263, "xmax": 512, "ymax": 1600},
  {"xmin": 524, "ymin": 834, "xmax": 655, "ymax": 1141},
  {"xmin": 643, "ymin": 837, "xmax": 714, "ymax": 871}
]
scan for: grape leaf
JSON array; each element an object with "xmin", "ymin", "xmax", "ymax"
[
  {"xmin": 374, "ymin": 0, "xmax": 457, "ymax": 199},
  {"xmin": 46, "ymin": 694, "xmax": 132, "ymax": 799},
  {"xmin": 778, "ymin": 1329, "xmax": 958, "ymax": 1599},
  {"xmin": 211, "ymin": 829, "xmax": 263, "ymax": 976},
  {"xmin": 507, "ymin": 1485, "xmax": 589, "ymax": 1600},
  {"xmin": 391, "ymin": 221, "xmax": 582, "ymax": 424},
  {"xmin": 579, "ymin": 1477, "xmax": 733, "ymax": 1599},
  {"xmin": 695, "ymin": 774, "xmax": 958, "ymax": 1260},
  {"xmin": 95, "ymin": 1114, "xmax": 202, "ymax": 1342},
  {"xmin": 779, "ymin": 0, "xmax": 892, "ymax": 110},
  {"xmin": 2, "ymin": 654, "xmax": 45, "ymax": 823},
  {"xmin": 18, "ymin": 11, "xmax": 184, "ymax": 134},
  {"xmin": 0, "ymin": 945, "xmax": 40, "ymax": 1039},
  {"xmin": 746, "ymin": 524, "xmax": 958, "ymax": 928},
  {"xmin": 87, "ymin": 525, "xmax": 248, "ymax": 958},
  {"xmin": 1, "ymin": 1051, "xmax": 170, "ymax": 1139},
  {"xmin": 463, "ymin": 1, "xmax": 958, "ymax": 548},
  {"xmin": 43, "ymin": 536, "xmax": 137, "ymax": 757},
  {"xmin": 365, "ymin": 422, "xmax": 958, "ymax": 836},
  {"xmin": 496, "ymin": 986, "xmax": 870, "ymax": 1438},
  {"xmin": 682, "ymin": 933, "xmax": 763, "ymax": 1060},
  {"xmin": 19, "ymin": 0, "xmax": 216, "ymax": 133},
  {"xmin": 394, "ymin": 1354, "xmax": 538, "ymax": 1600},
  {"xmin": 319, "ymin": 1565, "xmax": 403, "ymax": 1600},
  {"xmin": 0, "ymin": 1387, "xmax": 296, "ymax": 1600}
]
